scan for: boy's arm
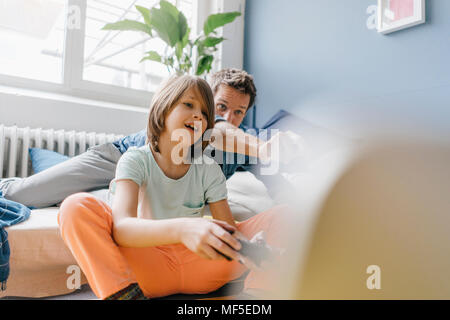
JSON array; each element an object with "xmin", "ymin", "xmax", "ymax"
[
  {"xmin": 208, "ymin": 199, "xmax": 237, "ymax": 228},
  {"xmin": 111, "ymin": 179, "xmax": 183, "ymax": 248},
  {"xmin": 111, "ymin": 180, "xmax": 241, "ymax": 261}
]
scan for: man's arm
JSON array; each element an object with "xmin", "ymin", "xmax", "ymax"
[
  {"xmin": 210, "ymin": 120, "xmax": 284, "ymax": 164},
  {"xmin": 210, "ymin": 120, "xmax": 263, "ymax": 158}
]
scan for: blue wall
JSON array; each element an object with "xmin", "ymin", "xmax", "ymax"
[{"xmin": 244, "ymin": 0, "xmax": 450, "ymax": 140}]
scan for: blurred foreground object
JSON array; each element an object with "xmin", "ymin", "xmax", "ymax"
[{"xmin": 282, "ymin": 140, "xmax": 450, "ymax": 299}]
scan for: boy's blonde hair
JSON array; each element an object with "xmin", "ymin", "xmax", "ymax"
[{"xmin": 147, "ymin": 75, "xmax": 215, "ymax": 152}]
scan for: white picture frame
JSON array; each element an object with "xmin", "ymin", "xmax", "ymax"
[{"xmin": 377, "ymin": 0, "xmax": 426, "ymax": 34}]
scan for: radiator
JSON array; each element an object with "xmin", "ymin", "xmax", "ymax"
[{"xmin": 0, "ymin": 124, "xmax": 124, "ymax": 179}]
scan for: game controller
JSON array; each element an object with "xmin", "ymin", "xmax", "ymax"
[
  {"xmin": 216, "ymin": 230, "xmax": 273, "ymax": 266},
  {"xmin": 235, "ymin": 237, "xmax": 273, "ymax": 266}
]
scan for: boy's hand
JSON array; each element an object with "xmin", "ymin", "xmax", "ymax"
[{"xmin": 179, "ymin": 218, "xmax": 242, "ymax": 261}]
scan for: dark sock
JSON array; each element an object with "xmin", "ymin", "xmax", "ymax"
[{"xmin": 105, "ymin": 283, "xmax": 148, "ymax": 300}]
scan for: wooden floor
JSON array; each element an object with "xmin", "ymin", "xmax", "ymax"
[{"xmin": 1, "ymin": 274, "xmax": 247, "ymax": 300}]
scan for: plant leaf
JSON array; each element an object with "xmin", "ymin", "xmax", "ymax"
[
  {"xmin": 102, "ymin": 19, "xmax": 152, "ymax": 36},
  {"xmin": 140, "ymin": 51, "xmax": 162, "ymax": 63},
  {"xmin": 150, "ymin": 7, "xmax": 180, "ymax": 47},
  {"xmin": 160, "ymin": 0, "xmax": 180, "ymax": 21},
  {"xmin": 181, "ymin": 27, "xmax": 190, "ymax": 48},
  {"xmin": 197, "ymin": 40, "xmax": 205, "ymax": 57},
  {"xmin": 175, "ymin": 42, "xmax": 183, "ymax": 61},
  {"xmin": 178, "ymin": 11, "xmax": 188, "ymax": 42},
  {"xmin": 135, "ymin": 5, "xmax": 152, "ymax": 28},
  {"xmin": 203, "ymin": 12, "xmax": 241, "ymax": 35},
  {"xmin": 203, "ymin": 36, "xmax": 224, "ymax": 47},
  {"xmin": 159, "ymin": 1, "xmax": 188, "ymax": 43},
  {"xmin": 164, "ymin": 56, "xmax": 175, "ymax": 69},
  {"xmin": 196, "ymin": 54, "xmax": 213, "ymax": 76}
]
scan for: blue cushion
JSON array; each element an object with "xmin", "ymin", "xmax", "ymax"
[
  {"xmin": 261, "ymin": 109, "xmax": 307, "ymax": 138},
  {"xmin": 28, "ymin": 148, "xmax": 70, "ymax": 174},
  {"xmin": 261, "ymin": 109, "xmax": 339, "ymax": 141}
]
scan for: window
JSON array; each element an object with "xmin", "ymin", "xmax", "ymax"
[
  {"xmin": 0, "ymin": 0, "xmax": 66, "ymax": 83},
  {"xmin": 82, "ymin": 0, "xmax": 194, "ymax": 92},
  {"xmin": 0, "ymin": 0, "xmax": 211, "ymax": 107},
  {"xmin": 0, "ymin": 0, "xmax": 244, "ymax": 107}
]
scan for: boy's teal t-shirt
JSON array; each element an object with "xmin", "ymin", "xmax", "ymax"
[{"xmin": 110, "ymin": 145, "xmax": 227, "ymax": 220}]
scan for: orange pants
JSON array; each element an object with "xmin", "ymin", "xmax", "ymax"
[{"xmin": 58, "ymin": 193, "xmax": 289, "ymax": 299}]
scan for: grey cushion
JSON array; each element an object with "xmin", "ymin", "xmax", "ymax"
[{"xmin": 0, "ymin": 143, "xmax": 122, "ymax": 208}]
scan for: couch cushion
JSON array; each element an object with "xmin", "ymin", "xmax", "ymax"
[{"xmin": 28, "ymin": 148, "xmax": 70, "ymax": 174}]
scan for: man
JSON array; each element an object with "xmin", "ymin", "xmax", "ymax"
[
  {"xmin": 0, "ymin": 69, "xmax": 286, "ymax": 208},
  {"xmin": 208, "ymin": 69, "xmax": 289, "ymax": 191}
]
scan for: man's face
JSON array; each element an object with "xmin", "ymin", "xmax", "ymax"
[{"xmin": 214, "ymin": 84, "xmax": 251, "ymax": 128}]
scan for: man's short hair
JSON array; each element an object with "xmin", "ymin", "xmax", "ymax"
[{"xmin": 208, "ymin": 68, "xmax": 257, "ymax": 110}]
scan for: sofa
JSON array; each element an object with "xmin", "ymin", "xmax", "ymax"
[{"xmin": 1, "ymin": 110, "xmax": 353, "ymax": 299}]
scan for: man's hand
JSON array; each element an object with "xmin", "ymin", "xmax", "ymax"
[
  {"xmin": 210, "ymin": 121, "xmax": 308, "ymax": 165},
  {"xmin": 257, "ymin": 131, "xmax": 308, "ymax": 165}
]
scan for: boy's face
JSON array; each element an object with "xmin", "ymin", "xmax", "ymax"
[
  {"xmin": 164, "ymin": 86, "xmax": 208, "ymax": 148},
  {"xmin": 214, "ymin": 84, "xmax": 251, "ymax": 128}
]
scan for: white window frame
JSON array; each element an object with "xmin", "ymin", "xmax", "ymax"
[{"xmin": 0, "ymin": 0, "xmax": 246, "ymax": 108}]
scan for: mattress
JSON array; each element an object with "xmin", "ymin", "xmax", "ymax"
[{"xmin": 0, "ymin": 207, "xmax": 88, "ymax": 298}]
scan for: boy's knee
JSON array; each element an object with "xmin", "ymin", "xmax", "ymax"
[
  {"xmin": 61, "ymin": 192, "xmax": 96, "ymax": 208},
  {"xmin": 58, "ymin": 192, "xmax": 99, "ymax": 224}
]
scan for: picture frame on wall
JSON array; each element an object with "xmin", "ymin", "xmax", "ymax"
[{"xmin": 377, "ymin": 0, "xmax": 426, "ymax": 34}]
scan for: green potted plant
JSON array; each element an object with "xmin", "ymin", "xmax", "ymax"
[{"xmin": 102, "ymin": 0, "xmax": 241, "ymax": 76}]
